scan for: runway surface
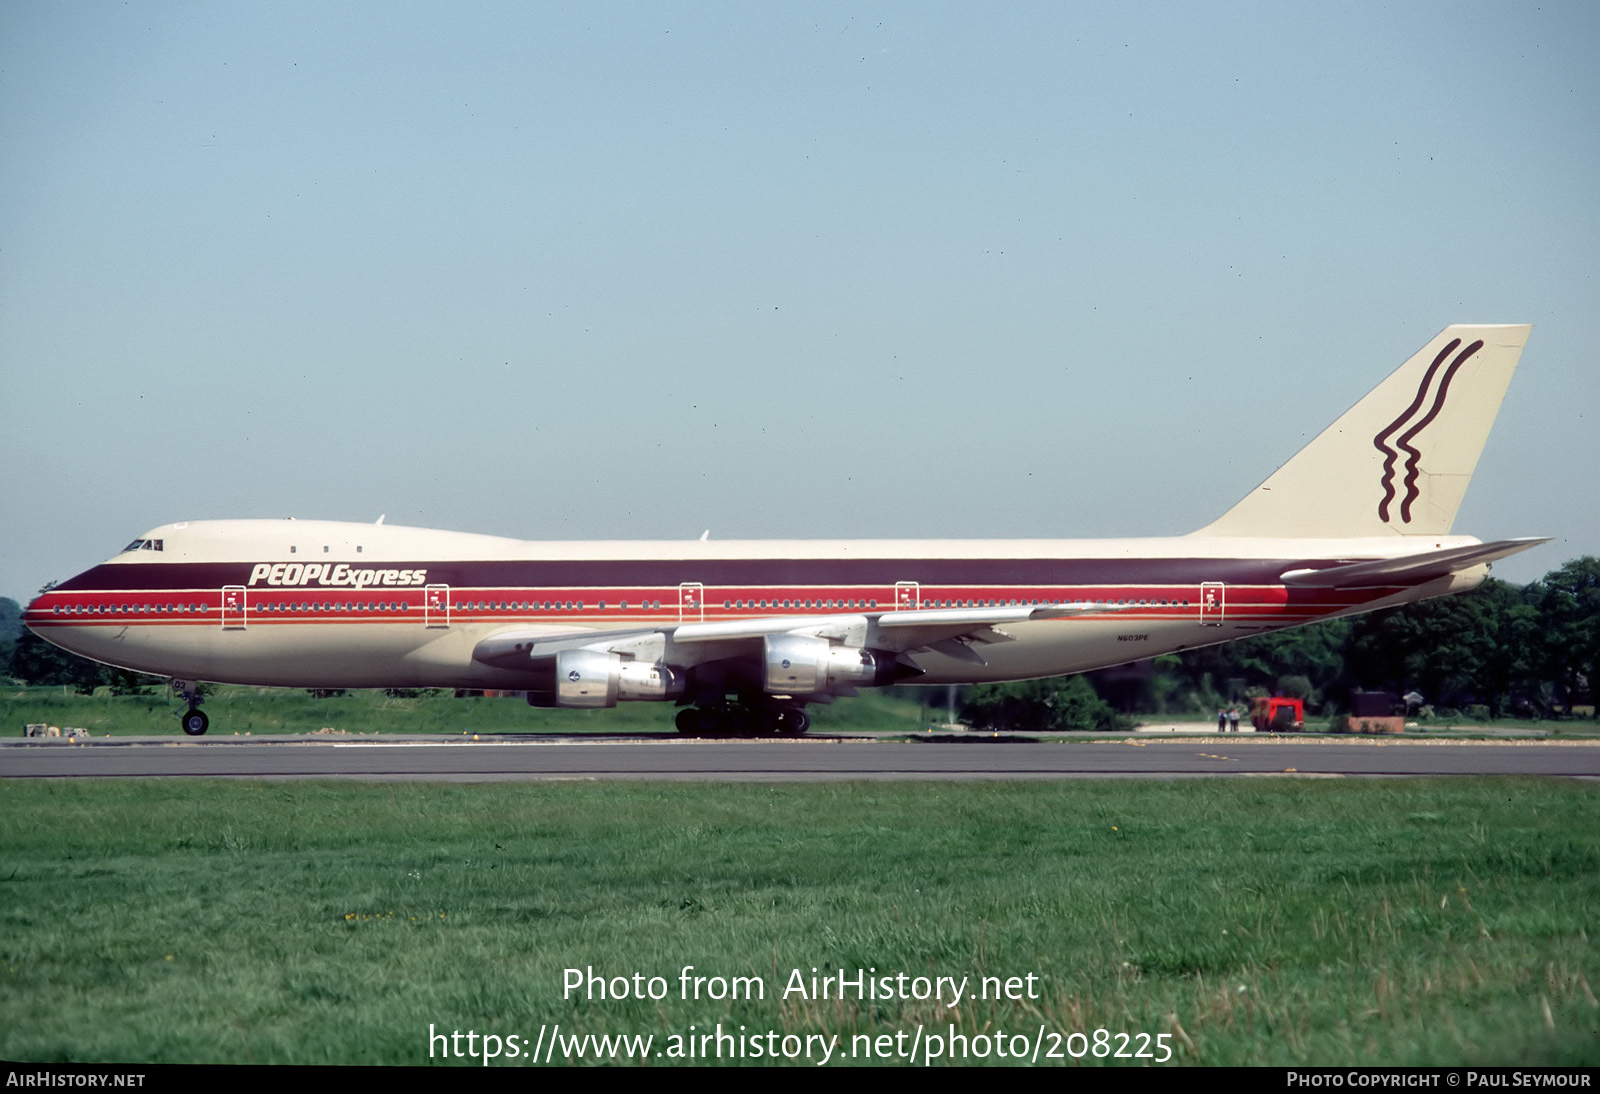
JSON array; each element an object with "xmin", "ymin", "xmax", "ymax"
[{"xmin": 3, "ymin": 734, "xmax": 1598, "ymax": 781}]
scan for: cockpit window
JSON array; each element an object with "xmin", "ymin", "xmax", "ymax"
[{"xmin": 122, "ymin": 539, "xmax": 165, "ymax": 552}]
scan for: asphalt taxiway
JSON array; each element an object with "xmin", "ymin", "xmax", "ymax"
[{"xmin": 3, "ymin": 734, "xmax": 1597, "ymax": 781}]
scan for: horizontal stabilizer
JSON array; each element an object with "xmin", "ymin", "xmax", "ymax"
[{"xmin": 1279, "ymin": 538, "xmax": 1550, "ymax": 588}]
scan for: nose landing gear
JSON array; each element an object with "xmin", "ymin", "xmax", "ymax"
[{"xmin": 173, "ymin": 680, "xmax": 208, "ymax": 736}]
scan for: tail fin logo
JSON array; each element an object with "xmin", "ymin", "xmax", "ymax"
[{"xmin": 1372, "ymin": 338, "xmax": 1484, "ymax": 523}]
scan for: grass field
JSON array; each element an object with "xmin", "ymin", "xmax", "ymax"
[{"xmin": 2, "ymin": 778, "xmax": 1596, "ymax": 1066}]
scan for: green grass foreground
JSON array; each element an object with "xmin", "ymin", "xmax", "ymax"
[{"xmin": 2, "ymin": 779, "xmax": 1596, "ymax": 1066}]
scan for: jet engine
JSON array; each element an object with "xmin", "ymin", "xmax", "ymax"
[
  {"xmin": 552, "ymin": 649, "xmax": 685, "ymax": 708},
  {"xmin": 762, "ymin": 635, "xmax": 897, "ymax": 695}
]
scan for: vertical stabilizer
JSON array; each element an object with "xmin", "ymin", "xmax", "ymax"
[{"xmin": 1195, "ymin": 324, "xmax": 1531, "ymax": 538}]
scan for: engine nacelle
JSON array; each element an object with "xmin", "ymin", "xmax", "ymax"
[
  {"xmin": 762, "ymin": 635, "xmax": 893, "ymax": 695},
  {"xmin": 554, "ymin": 649, "xmax": 685, "ymax": 708}
]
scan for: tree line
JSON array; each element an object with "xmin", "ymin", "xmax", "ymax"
[{"xmin": 964, "ymin": 556, "xmax": 1598, "ymax": 730}]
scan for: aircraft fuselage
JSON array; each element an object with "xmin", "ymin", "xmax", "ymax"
[{"xmin": 25, "ymin": 520, "xmax": 1485, "ymax": 691}]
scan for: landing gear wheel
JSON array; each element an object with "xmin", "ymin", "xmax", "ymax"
[
  {"xmin": 694, "ymin": 707, "xmax": 724, "ymax": 737},
  {"xmin": 679, "ymin": 704, "xmax": 801, "ymax": 738},
  {"xmin": 180, "ymin": 708, "xmax": 209, "ymax": 736}
]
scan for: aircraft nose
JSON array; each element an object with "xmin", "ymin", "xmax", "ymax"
[{"xmin": 23, "ymin": 588, "xmax": 61, "ymax": 636}]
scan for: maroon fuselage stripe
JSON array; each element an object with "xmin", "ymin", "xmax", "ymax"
[
  {"xmin": 27, "ymin": 566, "xmax": 1395, "ymax": 629},
  {"xmin": 49, "ymin": 555, "xmax": 1370, "ymax": 593}
]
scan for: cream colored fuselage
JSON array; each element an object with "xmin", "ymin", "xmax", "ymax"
[{"xmin": 26, "ymin": 519, "xmax": 1487, "ymax": 692}]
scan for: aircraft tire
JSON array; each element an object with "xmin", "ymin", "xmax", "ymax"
[
  {"xmin": 694, "ymin": 707, "xmax": 724, "ymax": 737},
  {"xmin": 675, "ymin": 708, "xmax": 699, "ymax": 736},
  {"xmin": 776, "ymin": 707, "xmax": 809, "ymax": 736},
  {"xmin": 180, "ymin": 709, "xmax": 209, "ymax": 736},
  {"xmin": 722, "ymin": 707, "xmax": 754, "ymax": 737}
]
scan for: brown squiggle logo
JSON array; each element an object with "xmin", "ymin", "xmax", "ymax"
[{"xmin": 1372, "ymin": 338, "xmax": 1484, "ymax": 523}]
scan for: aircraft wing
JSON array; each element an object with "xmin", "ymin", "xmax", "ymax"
[
  {"xmin": 1279, "ymin": 537, "xmax": 1550, "ymax": 589},
  {"xmin": 676, "ymin": 602, "xmax": 1104, "ymax": 641},
  {"xmin": 472, "ymin": 602, "xmax": 1118, "ymax": 672},
  {"xmin": 674, "ymin": 603, "xmax": 1118, "ymax": 666}
]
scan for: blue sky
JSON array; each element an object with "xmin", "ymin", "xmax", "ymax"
[{"xmin": 3, "ymin": 1, "xmax": 1596, "ymax": 599}]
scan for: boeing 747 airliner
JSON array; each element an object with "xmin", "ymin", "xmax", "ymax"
[{"xmin": 24, "ymin": 325, "xmax": 1544, "ymax": 736}]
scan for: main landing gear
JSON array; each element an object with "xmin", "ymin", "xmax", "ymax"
[
  {"xmin": 674, "ymin": 703, "xmax": 810, "ymax": 738},
  {"xmin": 173, "ymin": 680, "xmax": 208, "ymax": 736}
]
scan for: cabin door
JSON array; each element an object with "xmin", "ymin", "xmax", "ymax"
[
  {"xmin": 1200, "ymin": 582, "xmax": 1225, "ymax": 626},
  {"xmin": 425, "ymin": 584, "xmax": 451, "ymax": 628},
  {"xmin": 221, "ymin": 585, "xmax": 246, "ymax": 630},
  {"xmin": 895, "ymin": 581, "xmax": 920, "ymax": 610},
  {"xmin": 679, "ymin": 583, "xmax": 705, "ymax": 622}
]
